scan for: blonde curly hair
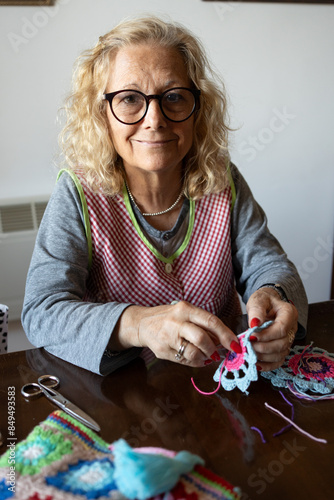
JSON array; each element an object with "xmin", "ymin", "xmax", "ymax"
[{"xmin": 59, "ymin": 16, "xmax": 232, "ymax": 199}]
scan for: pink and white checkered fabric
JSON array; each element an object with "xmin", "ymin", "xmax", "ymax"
[{"xmin": 76, "ymin": 172, "xmax": 240, "ymax": 319}]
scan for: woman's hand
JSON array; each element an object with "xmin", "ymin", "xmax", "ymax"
[
  {"xmin": 114, "ymin": 301, "xmax": 241, "ymax": 367},
  {"xmin": 246, "ymin": 287, "xmax": 298, "ymax": 371}
]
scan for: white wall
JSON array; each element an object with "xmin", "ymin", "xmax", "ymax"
[{"xmin": 0, "ymin": 0, "xmax": 333, "ymax": 307}]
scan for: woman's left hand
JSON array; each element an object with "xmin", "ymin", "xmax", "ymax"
[{"xmin": 246, "ymin": 287, "xmax": 298, "ymax": 371}]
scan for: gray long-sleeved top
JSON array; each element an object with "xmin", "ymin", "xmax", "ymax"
[{"xmin": 22, "ymin": 164, "xmax": 308, "ymax": 375}]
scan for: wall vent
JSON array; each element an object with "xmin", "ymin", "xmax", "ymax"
[
  {"xmin": 0, "ymin": 200, "xmax": 48, "ymax": 234},
  {"xmin": 0, "ymin": 197, "xmax": 49, "ymax": 320}
]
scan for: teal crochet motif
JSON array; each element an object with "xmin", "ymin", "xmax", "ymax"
[
  {"xmin": 192, "ymin": 321, "xmax": 273, "ymax": 396},
  {"xmin": 112, "ymin": 438, "xmax": 204, "ymax": 499},
  {"xmin": 261, "ymin": 343, "xmax": 334, "ymax": 400}
]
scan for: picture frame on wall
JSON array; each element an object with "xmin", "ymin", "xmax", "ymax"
[{"xmin": 0, "ymin": 1, "xmax": 54, "ymax": 5}]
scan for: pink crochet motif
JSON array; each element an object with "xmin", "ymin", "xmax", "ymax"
[
  {"xmin": 224, "ymin": 334, "xmax": 248, "ymax": 371},
  {"xmin": 288, "ymin": 349, "xmax": 334, "ymax": 381}
]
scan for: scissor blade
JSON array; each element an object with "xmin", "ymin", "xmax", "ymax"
[
  {"xmin": 49, "ymin": 393, "xmax": 100, "ymax": 432},
  {"xmin": 63, "ymin": 401, "xmax": 101, "ymax": 432}
]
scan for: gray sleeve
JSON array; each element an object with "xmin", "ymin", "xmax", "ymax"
[
  {"xmin": 230, "ymin": 164, "xmax": 308, "ymax": 338},
  {"xmin": 21, "ymin": 172, "xmax": 141, "ymax": 375}
]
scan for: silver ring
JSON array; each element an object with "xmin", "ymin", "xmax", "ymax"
[
  {"xmin": 175, "ymin": 339, "xmax": 189, "ymax": 361},
  {"xmin": 287, "ymin": 329, "xmax": 295, "ymax": 344}
]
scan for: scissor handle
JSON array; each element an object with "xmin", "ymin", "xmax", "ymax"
[
  {"xmin": 38, "ymin": 375, "xmax": 60, "ymax": 389},
  {"xmin": 21, "ymin": 375, "xmax": 59, "ymax": 400}
]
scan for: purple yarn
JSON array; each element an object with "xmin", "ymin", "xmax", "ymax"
[
  {"xmin": 251, "ymin": 393, "xmax": 295, "ymax": 443},
  {"xmin": 279, "ymin": 390, "xmax": 294, "ymax": 409},
  {"xmin": 273, "ymin": 391, "xmax": 295, "ymax": 437},
  {"xmin": 251, "ymin": 426, "xmax": 267, "ymax": 444}
]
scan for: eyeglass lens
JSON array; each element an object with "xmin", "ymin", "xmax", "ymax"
[{"xmin": 111, "ymin": 88, "xmax": 196, "ymax": 124}]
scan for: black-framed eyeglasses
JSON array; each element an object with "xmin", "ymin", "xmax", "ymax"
[{"xmin": 103, "ymin": 87, "xmax": 201, "ymax": 125}]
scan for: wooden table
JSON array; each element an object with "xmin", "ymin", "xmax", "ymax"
[{"xmin": 1, "ymin": 301, "xmax": 333, "ymax": 499}]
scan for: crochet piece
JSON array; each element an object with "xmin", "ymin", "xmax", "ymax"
[
  {"xmin": 261, "ymin": 343, "xmax": 334, "ymax": 400},
  {"xmin": 111, "ymin": 439, "xmax": 204, "ymax": 499},
  {"xmin": 0, "ymin": 410, "xmax": 241, "ymax": 500},
  {"xmin": 192, "ymin": 321, "xmax": 273, "ymax": 396},
  {"xmin": 213, "ymin": 321, "xmax": 274, "ymax": 394}
]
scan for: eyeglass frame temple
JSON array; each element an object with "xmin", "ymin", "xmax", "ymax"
[{"xmin": 102, "ymin": 87, "xmax": 201, "ymax": 124}]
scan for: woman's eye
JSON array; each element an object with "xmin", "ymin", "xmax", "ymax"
[
  {"xmin": 166, "ymin": 93, "xmax": 183, "ymax": 103},
  {"xmin": 123, "ymin": 94, "xmax": 140, "ymax": 104}
]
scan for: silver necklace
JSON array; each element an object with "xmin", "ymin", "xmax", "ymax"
[{"xmin": 125, "ymin": 180, "xmax": 184, "ymax": 216}]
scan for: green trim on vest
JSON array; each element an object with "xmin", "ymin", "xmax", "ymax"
[
  {"xmin": 57, "ymin": 169, "xmax": 93, "ymax": 269},
  {"xmin": 226, "ymin": 164, "xmax": 236, "ymax": 212},
  {"xmin": 123, "ymin": 184, "xmax": 195, "ymax": 264}
]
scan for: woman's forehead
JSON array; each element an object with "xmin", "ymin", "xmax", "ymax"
[{"xmin": 106, "ymin": 43, "xmax": 190, "ymax": 91}]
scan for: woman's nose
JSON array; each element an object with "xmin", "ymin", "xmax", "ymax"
[{"xmin": 144, "ymin": 99, "xmax": 167, "ymax": 128}]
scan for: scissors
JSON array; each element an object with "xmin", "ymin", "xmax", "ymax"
[{"xmin": 21, "ymin": 374, "xmax": 100, "ymax": 432}]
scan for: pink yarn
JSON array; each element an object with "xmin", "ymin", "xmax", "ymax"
[
  {"xmin": 191, "ymin": 333, "xmax": 251, "ymax": 395},
  {"xmin": 191, "ymin": 358, "xmax": 227, "ymax": 395}
]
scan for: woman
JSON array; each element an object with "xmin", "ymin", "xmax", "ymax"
[{"xmin": 22, "ymin": 16, "xmax": 307, "ymax": 376}]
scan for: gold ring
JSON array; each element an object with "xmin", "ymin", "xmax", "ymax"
[
  {"xmin": 175, "ymin": 339, "xmax": 189, "ymax": 361},
  {"xmin": 287, "ymin": 329, "xmax": 295, "ymax": 344}
]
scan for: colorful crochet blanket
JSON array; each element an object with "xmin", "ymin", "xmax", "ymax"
[{"xmin": 0, "ymin": 411, "xmax": 241, "ymax": 500}]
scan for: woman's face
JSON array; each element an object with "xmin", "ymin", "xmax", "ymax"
[{"xmin": 105, "ymin": 43, "xmax": 195, "ymax": 178}]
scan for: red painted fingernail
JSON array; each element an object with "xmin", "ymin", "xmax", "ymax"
[
  {"xmin": 204, "ymin": 359, "xmax": 213, "ymax": 365},
  {"xmin": 249, "ymin": 335, "xmax": 258, "ymax": 342},
  {"xmin": 250, "ymin": 318, "xmax": 261, "ymax": 328},
  {"xmin": 230, "ymin": 341, "xmax": 242, "ymax": 354},
  {"xmin": 256, "ymin": 365, "xmax": 262, "ymax": 371},
  {"xmin": 210, "ymin": 351, "xmax": 220, "ymax": 362}
]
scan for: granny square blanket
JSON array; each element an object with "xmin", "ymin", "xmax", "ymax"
[{"xmin": 0, "ymin": 411, "xmax": 241, "ymax": 500}]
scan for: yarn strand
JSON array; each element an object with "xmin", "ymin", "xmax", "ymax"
[
  {"xmin": 251, "ymin": 427, "xmax": 267, "ymax": 444},
  {"xmin": 273, "ymin": 391, "xmax": 295, "ymax": 437},
  {"xmin": 264, "ymin": 402, "xmax": 327, "ymax": 444},
  {"xmin": 191, "ymin": 359, "xmax": 226, "ymax": 395},
  {"xmin": 287, "ymin": 382, "xmax": 334, "ymax": 401}
]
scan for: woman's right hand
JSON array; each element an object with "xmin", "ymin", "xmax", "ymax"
[{"xmin": 113, "ymin": 301, "xmax": 241, "ymax": 367}]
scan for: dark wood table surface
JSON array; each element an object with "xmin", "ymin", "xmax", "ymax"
[{"xmin": 1, "ymin": 301, "xmax": 333, "ymax": 499}]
